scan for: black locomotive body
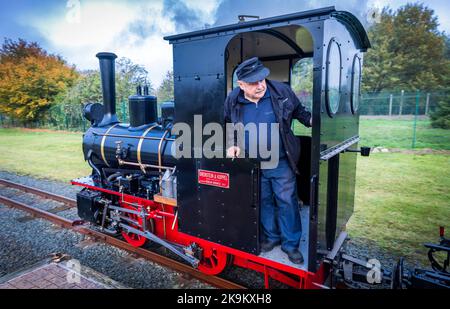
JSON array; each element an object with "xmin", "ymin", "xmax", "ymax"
[{"xmin": 80, "ymin": 52, "xmax": 177, "ymax": 201}]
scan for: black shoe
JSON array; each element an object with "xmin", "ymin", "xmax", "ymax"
[
  {"xmin": 281, "ymin": 248, "xmax": 304, "ymax": 264},
  {"xmin": 260, "ymin": 240, "xmax": 280, "ymax": 253}
]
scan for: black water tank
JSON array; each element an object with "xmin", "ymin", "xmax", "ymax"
[{"xmin": 129, "ymin": 86, "xmax": 158, "ymax": 128}]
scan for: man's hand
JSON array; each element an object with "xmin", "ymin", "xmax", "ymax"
[
  {"xmin": 226, "ymin": 146, "xmax": 241, "ymax": 159},
  {"xmin": 310, "ymin": 117, "xmax": 312, "ymax": 127}
]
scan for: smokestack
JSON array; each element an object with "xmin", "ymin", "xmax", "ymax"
[{"xmin": 96, "ymin": 52, "xmax": 119, "ymax": 127}]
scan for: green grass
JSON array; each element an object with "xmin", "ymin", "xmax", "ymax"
[
  {"xmin": 0, "ymin": 128, "xmax": 90, "ymax": 182},
  {"xmin": 359, "ymin": 116, "xmax": 450, "ymax": 150},
  {"xmin": 348, "ymin": 153, "xmax": 450, "ymax": 266},
  {"xmin": 0, "ymin": 127, "xmax": 449, "ymax": 267},
  {"xmin": 294, "ymin": 116, "xmax": 450, "ymax": 150}
]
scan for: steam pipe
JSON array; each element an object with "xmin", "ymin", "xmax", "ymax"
[{"xmin": 96, "ymin": 52, "xmax": 119, "ymax": 127}]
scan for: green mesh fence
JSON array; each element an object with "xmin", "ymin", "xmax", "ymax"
[
  {"xmin": 0, "ymin": 101, "xmax": 131, "ymax": 132},
  {"xmin": 0, "ymin": 100, "xmax": 169, "ymax": 132},
  {"xmin": 0, "ymin": 90, "xmax": 449, "ymax": 150},
  {"xmin": 359, "ymin": 90, "xmax": 448, "ymax": 116}
]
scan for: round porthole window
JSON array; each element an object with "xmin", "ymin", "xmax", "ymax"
[
  {"xmin": 325, "ymin": 38, "xmax": 342, "ymax": 117},
  {"xmin": 351, "ymin": 55, "xmax": 362, "ymax": 114}
]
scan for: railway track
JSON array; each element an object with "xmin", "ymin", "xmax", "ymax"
[{"xmin": 0, "ymin": 178, "xmax": 244, "ymax": 289}]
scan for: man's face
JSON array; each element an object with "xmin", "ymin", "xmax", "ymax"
[{"xmin": 238, "ymin": 79, "xmax": 267, "ymax": 101}]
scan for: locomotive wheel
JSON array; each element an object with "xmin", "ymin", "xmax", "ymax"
[
  {"xmin": 121, "ymin": 204, "xmax": 147, "ymax": 247},
  {"xmin": 197, "ymin": 246, "xmax": 228, "ymax": 275}
]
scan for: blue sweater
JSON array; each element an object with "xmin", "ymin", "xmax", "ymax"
[{"xmin": 238, "ymin": 88, "xmax": 286, "ymax": 160}]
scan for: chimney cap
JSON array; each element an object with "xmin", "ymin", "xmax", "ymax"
[{"xmin": 96, "ymin": 52, "xmax": 117, "ymax": 59}]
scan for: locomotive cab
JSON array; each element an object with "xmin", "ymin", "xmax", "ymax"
[
  {"xmin": 224, "ymin": 25, "xmax": 316, "ymax": 270},
  {"xmin": 165, "ymin": 6, "xmax": 370, "ymax": 272}
]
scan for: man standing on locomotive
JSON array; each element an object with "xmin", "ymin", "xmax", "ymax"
[{"xmin": 224, "ymin": 57, "xmax": 312, "ymax": 264}]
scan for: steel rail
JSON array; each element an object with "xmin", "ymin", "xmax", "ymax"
[
  {"xmin": 0, "ymin": 179, "xmax": 76, "ymax": 207},
  {"xmin": 0, "ymin": 194, "xmax": 75, "ymax": 228},
  {"xmin": 0, "ymin": 182, "xmax": 244, "ymax": 289}
]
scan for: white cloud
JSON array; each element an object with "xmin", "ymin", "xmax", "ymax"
[
  {"xmin": 183, "ymin": 0, "xmax": 221, "ymax": 24},
  {"xmin": 28, "ymin": 0, "xmax": 221, "ymax": 87},
  {"xmin": 26, "ymin": 0, "xmax": 450, "ymax": 89},
  {"xmin": 33, "ymin": 1, "xmax": 137, "ymax": 48},
  {"xmin": 116, "ymin": 35, "xmax": 173, "ymax": 89}
]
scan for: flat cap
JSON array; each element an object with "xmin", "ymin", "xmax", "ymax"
[{"xmin": 235, "ymin": 57, "xmax": 270, "ymax": 83}]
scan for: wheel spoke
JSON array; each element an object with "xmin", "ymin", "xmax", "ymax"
[{"xmin": 121, "ymin": 204, "xmax": 147, "ymax": 247}]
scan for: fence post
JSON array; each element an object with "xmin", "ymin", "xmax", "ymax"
[
  {"xmin": 399, "ymin": 90, "xmax": 404, "ymax": 115},
  {"xmin": 389, "ymin": 94, "xmax": 393, "ymax": 116},
  {"xmin": 425, "ymin": 93, "xmax": 430, "ymax": 116},
  {"xmin": 412, "ymin": 90, "xmax": 420, "ymax": 149},
  {"xmin": 65, "ymin": 109, "xmax": 69, "ymax": 130}
]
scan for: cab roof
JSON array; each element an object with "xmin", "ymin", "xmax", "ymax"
[{"xmin": 164, "ymin": 6, "xmax": 371, "ymax": 50}]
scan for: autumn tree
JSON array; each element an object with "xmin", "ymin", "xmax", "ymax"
[
  {"xmin": 362, "ymin": 8, "xmax": 400, "ymax": 92},
  {"xmin": 362, "ymin": 3, "xmax": 450, "ymax": 92},
  {"xmin": 0, "ymin": 39, "xmax": 78, "ymax": 123}
]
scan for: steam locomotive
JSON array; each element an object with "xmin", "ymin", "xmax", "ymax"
[{"xmin": 72, "ymin": 7, "xmax": 449, "ymax": 288}]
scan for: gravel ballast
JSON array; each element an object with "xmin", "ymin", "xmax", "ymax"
[
  {"xmin": 0, "ymin": 171, "xmax": 212, "ymax": 289},
  {"xmin": 0, "ymin": 170, "xmax": 427, "ymax": 289}
]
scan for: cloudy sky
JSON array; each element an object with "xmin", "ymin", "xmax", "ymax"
[{"xmin": 1, "ymin": 0, "xmax": 449, "ymax": 87}]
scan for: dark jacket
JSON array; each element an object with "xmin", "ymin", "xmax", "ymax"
[{"xmin": 224, "ymin": 79, "xmax": 312, "ymax": 174}]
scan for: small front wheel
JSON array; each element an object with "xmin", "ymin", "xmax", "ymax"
[{"xmin": 197, "ymin": 246, "xmax": 229, "ymax": 275}]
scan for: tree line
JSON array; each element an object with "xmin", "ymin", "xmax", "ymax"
[
  {"xmin": 362, "ymin": 3, "xmax": 449, "ymax": 128},
  {"xmin": 0, "ymin": 3, "xmax": 448, "ymax": 128},
  {"xmin": 0, "ymin": 39, "xmax": 174, "ymax": 125}
]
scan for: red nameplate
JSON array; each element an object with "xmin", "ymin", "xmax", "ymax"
[{"xmin": 198, "ymin": 169, "xmax": 230, "ymax": 189}]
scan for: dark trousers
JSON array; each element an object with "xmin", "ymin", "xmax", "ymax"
[{"xmin": 260, "ymin": 158, "xmax": 302, "ymax": 251}]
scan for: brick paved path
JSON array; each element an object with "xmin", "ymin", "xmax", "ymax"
[{"xmin": 0, "ymin": 260, "xmax": 126, "ymax": 289}]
